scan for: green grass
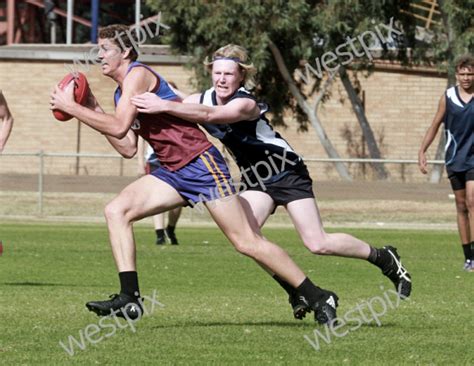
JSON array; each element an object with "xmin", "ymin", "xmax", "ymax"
[
  {"xmin": 0, "ymin": 223, "xmax": 472, "ymax": 365},
  {"xmin": 0, "ymin": 191, "xmax": 456, "ymax": 226}
]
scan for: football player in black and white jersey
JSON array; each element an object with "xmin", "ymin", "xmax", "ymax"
[
  {"xmin": 132, "ymin": 44, "xmax": 412, "ymax": 319},
  {"xmin": 419, "ymin": 54, "xmax": 474, "ymax": 272}
]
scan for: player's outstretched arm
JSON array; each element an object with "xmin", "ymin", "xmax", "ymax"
[
  {"xmin": 136, "ymin": 136, "xmax": 147, "ymax": 175},
  {"xmin": 131, "ymin": 92, "xmax": 260, "ymax": 124},
  {"xmin": 0, "ymin": 91, "xmax": 14, "ymax": 153},
  {"xmin": 418, "ymin": 94, "xmax": 446, "ymax": 174}
]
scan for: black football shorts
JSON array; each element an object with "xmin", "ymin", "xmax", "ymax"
[{"xmin": 246, "ymin": 163, "xmax": 315, "ymax": 206}]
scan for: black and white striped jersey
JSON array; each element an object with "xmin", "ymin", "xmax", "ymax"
[{"xmin": 200, "ymin": 87, "xmax": 302, "ymax": 184}]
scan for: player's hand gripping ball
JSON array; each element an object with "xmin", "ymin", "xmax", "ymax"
[{"xmin": 52, "ymin": 72, "xmax": 90, "ymax": 121}]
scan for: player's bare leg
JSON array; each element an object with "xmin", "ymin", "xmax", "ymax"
[
  {"xmin": 460, "ymin": 182, "xmax": 474, "ymax": 271},
  {"xmin": 286, "ymin": 198, "xmax": 411, "ymax": 298},
  {"xmin": 453, "ymin": 188, "xmax": 470, "ymax": 244},
  {"xmin": 205, "ymin": 195, "xmax": 338, "ymax": 324},
  {"xmin": 86, "ymin": 175, "xmax": 186, "ymax": 319},
  {"xmin": 239, "ymin": 191, "xmax": 313, "ymax": 319},
  {"xmin": 239, "ymin": 191, "xmax": 275, "ymax": 229},
  {"xmin": 453, "ymin": 188, "xmax": 473, "ymax": 271},
  {"xmin": 104, "ymin": 175, "xmax": 186, "ymax": 271},
  {"xmin": 286, "ymin": 198, "xmax": 370, "ymax": 258}
]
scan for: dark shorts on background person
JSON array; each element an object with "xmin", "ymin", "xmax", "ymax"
[
  {"xmin": 246, "ymin": 163, "xmax": 315, "ymax": 206},
  {"xmin": 145, "ymin": 153, "xmax": 161, "ymax": 174},
  {"xmin": 151, "ymin": 146, "xmax": 235, "ymax": 205},
  {"xmin": 447, "ymin": 167, "xmax": 474, "ymax": 191}
]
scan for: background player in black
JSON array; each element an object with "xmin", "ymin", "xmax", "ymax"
[{"xmin": 419, "ymin": 54, "xmax": 474, "ymax": 272}]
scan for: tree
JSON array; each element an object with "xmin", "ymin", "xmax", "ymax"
[
  {"xmin": 307, "ymin": 0, "xmax": 419, "ymax": 180},
  {"xmin": 147, "ymin": 0, "xmax": 356, "ymax": 179},
  {"xmin": 268, "ymin": 42, "xmax": 352, "ymax": 180},
  {"xmin": 146, "ymin": 0, "xmax": 471, "ymax": 181}
]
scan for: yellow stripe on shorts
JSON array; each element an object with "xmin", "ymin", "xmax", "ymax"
[
  {"xmin": 199, "ymin": 155, "xmax": 225, "ymax": 198},
  {"xmin": 204, "ymin": 151, "xmax": 233, "ymax": 195}
]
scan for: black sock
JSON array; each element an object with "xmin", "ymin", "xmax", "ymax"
[
  {"xmin": 166, "ymin": 225, "xmax": 175, "ymax": 233},
  {"xmin": 471, "ymin": 242, "xmax": 474, "ymax": 260},
  {"xmin": 462, "ymin": 243, "xmax": 471, "ymax": 261},
  {"xmin": 296, "ymin": 277, "xmax": 324, "ymax": 305},
  {"xmin": 119, "ymin": 271, "xmax": 140, "ymax": 298},
  {"xmin": 368, "ymin": 247, "xmax": 392, "ymax": 269},
  {"xmin": 273, "ymin": 274, "xmax": 297, "ymax": 297},
  {"xmin": 155, "ymin": 229, "xmax": 165, "ymax": 240}
]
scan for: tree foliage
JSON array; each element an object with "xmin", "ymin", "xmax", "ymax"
[
  {"xmin": 146, "ymin": 0, "xmax": 414, "ymax": 125},
  {"xmin": 148, "ymin": 0, "xmax": 320, "ymax": 125},
  {"xmin": 146, "ymin": 0, "xmax": 472, "ymax": 180},
  {"xmin": 149, "ymin": 0, "xmax": 472, "ymax": 114}
]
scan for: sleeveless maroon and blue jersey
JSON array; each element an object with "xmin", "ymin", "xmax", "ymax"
[{"xmin": 114, "ymin": 62, "xmax": 212, "ymax": 171}]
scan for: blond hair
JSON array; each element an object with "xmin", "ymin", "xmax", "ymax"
[{"xmin": 204, "ymin": 44, "xmax": 256, "ymax": 89}]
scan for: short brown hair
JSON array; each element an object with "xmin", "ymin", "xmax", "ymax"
[
  {"xmin": 455, "ymin": 54, "xmax": 474, "ymax": 72},
  {"xmin": 99, "ymin": 24, "xmax": 139, "ymax": 62}
]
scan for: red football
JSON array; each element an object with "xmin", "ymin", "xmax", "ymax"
[{"xmin": 53, "ymin": 72, "xmax": 90, "ymax": 121}]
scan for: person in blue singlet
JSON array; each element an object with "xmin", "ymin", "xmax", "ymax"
[
  {"xmin": 419, "ymin": 54, "xmax": 474, "ymax": 272},
  {"xmin": 132, "ymin": 44, "xmax": 412, "ymax": 320}
]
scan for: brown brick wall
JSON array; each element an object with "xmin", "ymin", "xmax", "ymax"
[
  {"xmin": 0, "ymin": 59, "xmax": 447, "ymax": 182},
  {"xmin": 282, "ymin": 70, "xmax": 447, "ymax": 181}
]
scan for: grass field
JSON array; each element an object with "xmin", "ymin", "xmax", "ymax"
[
  {"xmin": 0, "ymin": 223, "xmax": 472, "ymax": 365},
  {"xmin": 0, "ymin": 191, "xmax": 456, "ymax": 227}
]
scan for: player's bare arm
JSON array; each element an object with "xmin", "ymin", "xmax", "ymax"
[
  {"xmin": 418, "ymin": 94, "xmax": 446, "ymax": 174},
  {"xmin": 131, "ymin": 92, "xmax": 260, "ymax": 124},
  {"xmin": 84, "ymin": 90, "xmax": 138, "ymax": 158},
  {"xmin": 50, "ymin": 68, "xmax": 152, "ymax": 139},
  {"xmin": 0, "ymin": 91, "xmax": 14, "ymax": 153},
  {"xmin": 136, "ymin": 136, "xmax": 148, "ymax": 176}
]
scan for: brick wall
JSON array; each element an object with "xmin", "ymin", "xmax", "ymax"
[
  {"xmin": 0, "ymin": 58, "xmax": 447, "ymax": 182},
  {"xmin": 280, "ymin": 69, "xmax": 447, "ymax": 181},
  {"xmin": 0, "ymin": 59, "xmax": 195, "ymax": 176}
]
